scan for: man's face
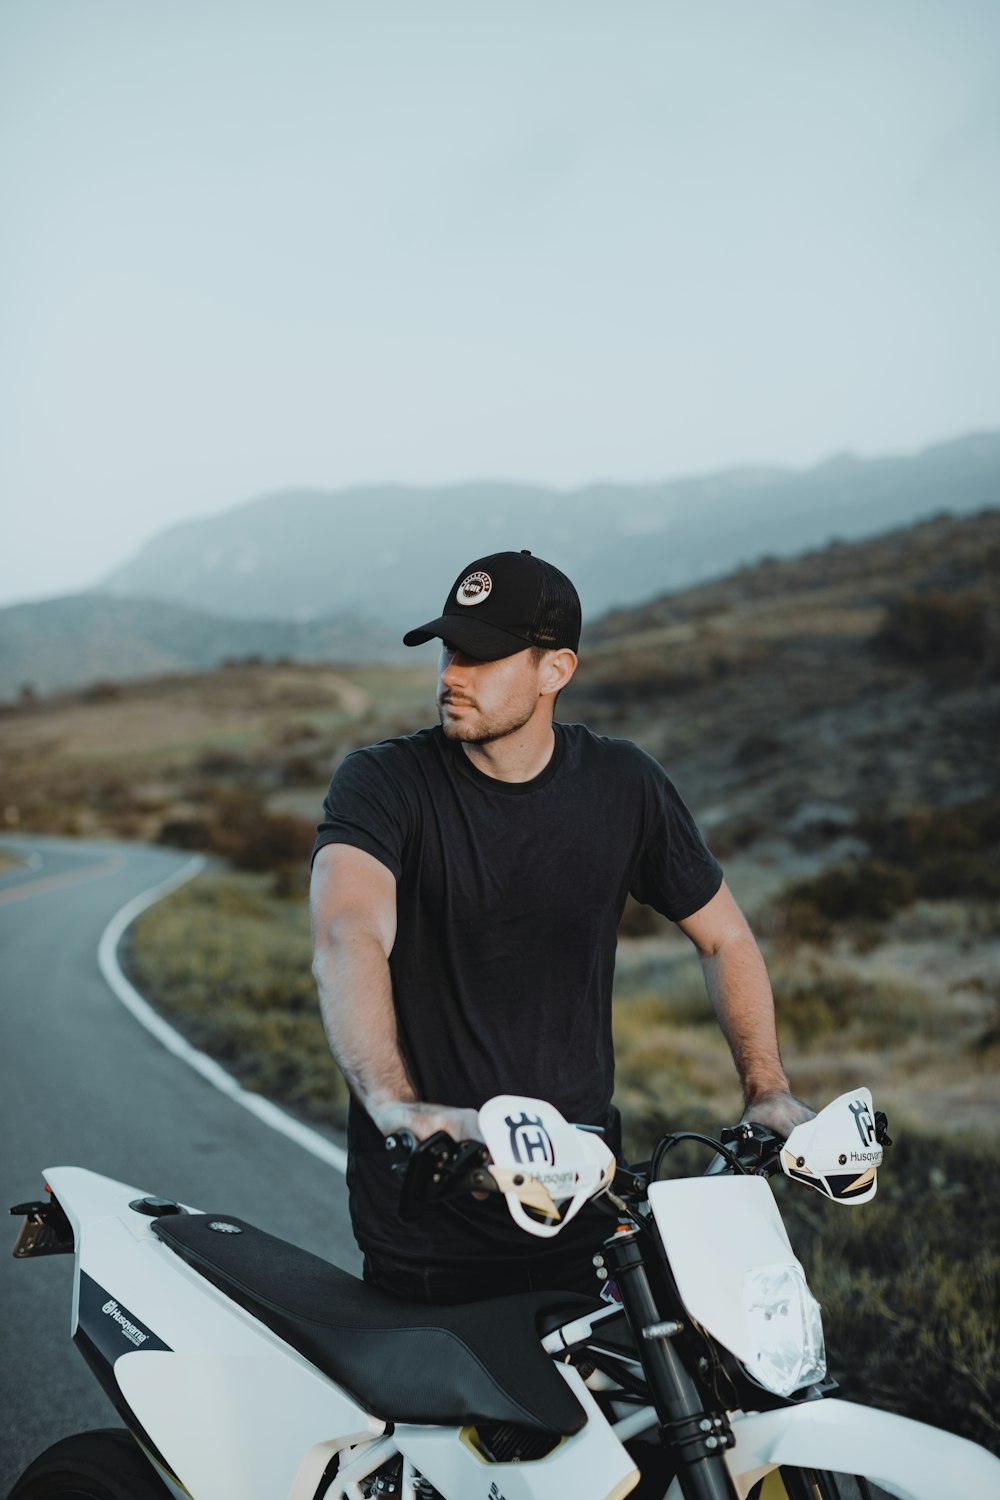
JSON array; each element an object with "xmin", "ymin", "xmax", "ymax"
[{"xmin": 436, "ymin": 643, "xmax": 548, "ymax": 745}]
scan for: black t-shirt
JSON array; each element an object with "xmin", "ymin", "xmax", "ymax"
[{"xmin": 312, "ymin": 721, "xmax": 722, "ymax": 1268}]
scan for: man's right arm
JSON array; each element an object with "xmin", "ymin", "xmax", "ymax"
[{"xmin": 310, "ymin": 843, "xmax": 481, "ymax": 1142}]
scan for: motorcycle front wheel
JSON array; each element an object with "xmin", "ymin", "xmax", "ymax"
[
  {"xmin": 753, "ymin": 1470, "xmax": 896, "ymax": 1500},
  {"xmin": 6, "ymin": 1429, "xmax": 171, "ymax": 1500}
]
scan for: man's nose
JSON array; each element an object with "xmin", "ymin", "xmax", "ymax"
[{"xmin": 440, "ymin": 648, "xmax": 464, "ymax": 684}]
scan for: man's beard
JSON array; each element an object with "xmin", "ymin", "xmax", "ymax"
[{"xmin": 437, "ymin": 696, "xmax": 536, "ymax": 745}]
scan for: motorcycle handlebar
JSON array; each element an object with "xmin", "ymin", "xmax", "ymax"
[{"xmin": 386, "ymin": 1107, "xmax": 892, "ymax": 1217}]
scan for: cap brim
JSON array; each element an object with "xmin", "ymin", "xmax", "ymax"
[{"xmin": 402, "ymin": 615, "xmax": 531, "ymax": 662}]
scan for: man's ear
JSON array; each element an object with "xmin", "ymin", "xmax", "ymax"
[{"xmin": 541, "ymin": 648, "xmax": 577, "ymax": 697}]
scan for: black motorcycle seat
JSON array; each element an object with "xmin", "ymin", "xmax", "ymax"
[{"xmin": 152, "ymin": 1212, "xmax": 604, "ymax": 1435}]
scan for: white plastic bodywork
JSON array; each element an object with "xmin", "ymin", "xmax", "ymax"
[
  {"xmin": 395, "ymin": 1365, "xmax": 638, "ymax": 1500},
  {"xmin": 117, "ymin": 1351, "xmax": 379, "ymax": 1500},
  {"xmin": 649, "ymin": 1174, "xmax": 807, "ymax": 1367},
  {"xmin": 707, "ymin": 1397, "xmax": 1000, "ymax": 1500}
]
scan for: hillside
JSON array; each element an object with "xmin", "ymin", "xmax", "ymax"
[
  {"xmin": 0, "ymin": 594, "xmax": 402, "ymax": 701},
  {"xmin": 572, "ymin": 508, "xmax": 999, "ymax": 844}
]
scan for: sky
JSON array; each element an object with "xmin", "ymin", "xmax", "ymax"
[{"xmin": 2, "ymin": 0, "xmax": 999, "ymax": 607}]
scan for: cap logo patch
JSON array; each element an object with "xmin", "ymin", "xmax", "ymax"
[{"xmin": 456, "ymin": 571, "xmax": 492, "ymax": 607}]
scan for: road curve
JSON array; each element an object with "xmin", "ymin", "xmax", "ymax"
[{"xmin": 0, "ymin": 835, "xmax": 359, "ymax": 1491}]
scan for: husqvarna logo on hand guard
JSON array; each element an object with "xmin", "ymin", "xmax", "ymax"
[
  {"xmin": 505, "ymin": 1112, "xmax": 555, "ymax": 1166},
  {"xmin": 849, "ymin": 1098, "xmax": 876, "ymax": 1147}
]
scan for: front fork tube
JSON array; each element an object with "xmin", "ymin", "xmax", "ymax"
[{"xmin": 604, "ymin": 1227, "xmax": 737, "ymax": 1500}]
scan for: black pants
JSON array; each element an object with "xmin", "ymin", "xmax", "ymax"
[{"xmin": 363, "ymin": 1246, "xmax": 607, "ymax": 1305}]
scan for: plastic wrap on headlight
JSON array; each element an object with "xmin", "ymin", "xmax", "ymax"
[{"xmin": 743, "ymin": 1263, "xmax": 826, "ymax": 1397}]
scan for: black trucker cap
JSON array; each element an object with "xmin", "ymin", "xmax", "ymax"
[{"xmin": 403, "ymin": 550, "xmax": 582, "ymax": 662}]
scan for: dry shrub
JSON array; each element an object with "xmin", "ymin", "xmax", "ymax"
[
  {"xmin": 158, "ymin": 816, "xmax": 215, "ymax": 851},
  {"xmin": 768, "ymin": 800, "xmax": 1000, "ymax": 946},
  {"xmin": 773, "ymin": 860, "xmax": 916, "ymax": 944},
  {"xmin": 766, "ymin": 798, "xmax": 1000, "ymax": 947},
  {"xmin": 857, "ymin": 799, "xmax": 1000, "ymax": 903},
  {"xmin": 877, "ymin": 588, "xmax": 991, "ymax": 667},
  {"xmin": 769, "ymin": 957, "xmax": 939, "ymax": 1048},
  {"xmin": 156, "ymin": 788, "xmax": 315, "ymax": 874}
]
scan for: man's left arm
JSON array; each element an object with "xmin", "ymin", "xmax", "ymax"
[{"xmin": 676, "ymin": 880, "xmax": 814, "ymax": 1136}]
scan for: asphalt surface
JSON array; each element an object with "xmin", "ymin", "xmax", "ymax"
[{"xmin": 0, "ymin": 835, "xmax": 359, "ymax": 1492}]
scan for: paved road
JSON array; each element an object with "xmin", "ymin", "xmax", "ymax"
[{"xmin": 0, "ymin": 835, "xmax": 359, "ymax": 1491}]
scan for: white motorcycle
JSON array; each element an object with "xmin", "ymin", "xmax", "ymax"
[{"xmin": 8, "ymin": 1089, "xmax": 999, "ymax": 1500}]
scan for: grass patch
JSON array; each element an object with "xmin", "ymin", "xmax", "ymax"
[
  {"xmin": 126, "ymin": 872, "xmax": 349, "ymax": 1127},
  {"xmin": 612, "ymin": 945, "xmax": 949, "ymax": 1055},
  {"xmin": 770, "ymin": 954, "xmax": 945, "ymax": 1048},
  {"xmin": 778, "ymin": 1130, "xmax": 1000, "ymax": 1453}
]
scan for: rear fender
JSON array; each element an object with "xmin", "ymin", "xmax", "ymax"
[
  {"xmin": 39, "ymin": 1166, "xmax": 200, "ymax": 1336},
  {"xmin": 42, "ymin": 1165, "xmax": 196, "ymax": 1241}
]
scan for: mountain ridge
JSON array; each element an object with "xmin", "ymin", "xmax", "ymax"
[
  {"xmin": 98, "ymin": 431, "xmax": 1000, "ymax": 623},
  {"xmin": 4, "ymin": 431, "xmax": 997, "ymax": 699}
]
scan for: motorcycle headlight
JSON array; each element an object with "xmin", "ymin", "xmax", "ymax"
[{"xmin": 743, "ymin": 1263, "xmax": 826, "ymax": 1397}]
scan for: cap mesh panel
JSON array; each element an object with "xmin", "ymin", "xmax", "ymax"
[{"xmin": 531, "ymin": 564, "xmax": 581, "ymax": 651}]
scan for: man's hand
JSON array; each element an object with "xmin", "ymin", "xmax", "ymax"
[
  {"xmin": 373, "ymin": 1098, "xmax": 484, "ymax": 1145},
  {"xmin": 741, "ymin": 1088, "xmax": 815, "ymax": 1139}
]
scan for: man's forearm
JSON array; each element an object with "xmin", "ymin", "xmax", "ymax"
[
  {"xmin": 313, "ymin": 930, "xmax": 415, "ymax": 1117},
  {"xmin": 677, "ymin": 882, "xmax": 813, "ymax": 1136},
  {"xmin": 312, "ymin": 930, "xmax": 482, "ymax": 1142},
  {"xmin": 699, "ymin": 931, "xmax": 789, "ymax": 1105}
]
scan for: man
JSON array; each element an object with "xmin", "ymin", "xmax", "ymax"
[{"xmin": 310, "ymin": 549, "xmax": 811, "ymax": 1304}]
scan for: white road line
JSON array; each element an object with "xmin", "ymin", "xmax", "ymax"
[{"xmin": 97, "ymin": 854, "xmax": 349, "ymax": 1176}]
